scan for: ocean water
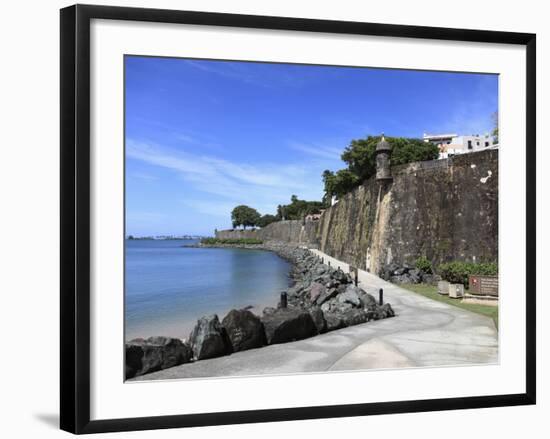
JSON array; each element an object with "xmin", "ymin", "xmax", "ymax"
[{"xmin": 125, "ymin": 239, "xmax": 291, "ymax": 340}]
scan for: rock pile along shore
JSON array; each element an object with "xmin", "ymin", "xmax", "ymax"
[
  {"xmin": 379, "ymin": 262, "xmax": 441, "ymax": 285},
  {"xmin": 125, "ymin": 243, "xmax": 395, "ymax": 379}
]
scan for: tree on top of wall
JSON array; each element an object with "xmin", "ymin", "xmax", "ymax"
[
  {"xmin": 323, "ymin": 135, "xmax": 439, "ymax": 201},
  {"xmin": 231, "ymin": 205, "xmax": 261, "ymax": 229},
  {"xmin": 257, "ymin": 214, "xmax": 278, "ymax": 228},
  {"xmin": 275, "ymin": 195, "xmax": 326, "ymax": 221}
]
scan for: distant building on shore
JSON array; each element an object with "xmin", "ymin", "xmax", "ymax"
[{"xmin": 423, "ymin": 132, "xmax": 498, "ymax": 159}]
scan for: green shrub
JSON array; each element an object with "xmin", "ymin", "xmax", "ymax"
[
  {"xmin": 415, "ymin": 256, "xmax": 433, "ymax": 274},
  {"xmin": 200, "ymin": 237, "xmax": 263, "ymax": 245},
  {"xmin": 438, "ymin": 261, "xmax": 498, "ymax": 287}
]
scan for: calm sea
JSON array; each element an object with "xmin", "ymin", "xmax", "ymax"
[{"xmin": 125, "ymin": 239, "xmax": 290, "ymax": 340}]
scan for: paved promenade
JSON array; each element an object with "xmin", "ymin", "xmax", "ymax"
[{"xmin": 131, "ymin": 249, "xmax": 498, "ymax": 381}]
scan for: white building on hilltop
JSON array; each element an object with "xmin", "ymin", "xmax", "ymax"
[{"xmin": 423, "ymin": 133, "xmax": 498, "ymax": 159}]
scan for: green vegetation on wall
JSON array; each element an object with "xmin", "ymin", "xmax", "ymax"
[
  {"xmin": 201, "ymin": 237, "xmax": 263, "ymax": 245},
  {"xmin": 322, "ymin": 135, "xmax": 439, "ymax": 201},
  {"xmin": 276, "ymin": 195, "xmax": 327, "ymax": 221},
  {"xmin": 257, "ymin": 214, "xmax": 278, "ymax": 228}
]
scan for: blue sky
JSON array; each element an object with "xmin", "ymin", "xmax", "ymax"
[{"xmin": 125, "ymin": 56, "xmax": 498, "ymax": 236}]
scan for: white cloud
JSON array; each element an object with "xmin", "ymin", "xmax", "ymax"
[
  {"xmin": 289, "ymin": 141, "xmax": 343, "ymax": 161},
  {"xmin": 183, "ymin": 60, "xmax": 308, "ymax": 88},
  {"xmin": 126, "ymin": 139, "xmax": 326, "ymax": 217}
]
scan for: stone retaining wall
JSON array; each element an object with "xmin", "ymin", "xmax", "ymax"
[{"xmin": 216, "ymin": 149, "xmax": 498, "ymax": 274}]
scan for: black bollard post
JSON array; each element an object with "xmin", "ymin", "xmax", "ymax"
[
  {"xmin": 321, "ymin": 257, "xmax": 324, "ymax": 264},
  {"xmin": 328, "ymin": 261, "xmax": 331, "ymax": 267},
  {"xmin": 379, "ymin": 288, "xmax": 383, "ymax": 305},
  {"xmin": 280, "ymin": 292, "xmax": 288, "ymax": 309},
  {"xmin": 354, "ymin": 269, "xmax": 359, "ymax": 286}
]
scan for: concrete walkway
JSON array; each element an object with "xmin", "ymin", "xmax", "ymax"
[{"xmin": 131, "ymin": 249, "xmax": 498, "ymax": 381}]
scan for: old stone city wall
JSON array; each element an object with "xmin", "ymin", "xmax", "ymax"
[{"xmin": 216, "ymin": 148, "xmax": 498, "ymax": 275}]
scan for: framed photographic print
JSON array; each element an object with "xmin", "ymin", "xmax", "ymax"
[{"xmin": 60, "ymin": 4, "xmax": 536, "ymax": 434}]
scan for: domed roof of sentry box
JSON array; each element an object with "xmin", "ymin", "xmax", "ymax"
[{"xmin": 376, "ymin": 134, "xmax": 392, "ymax": 152}]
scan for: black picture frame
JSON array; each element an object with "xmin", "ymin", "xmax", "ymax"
[{"xmin": 60, "ymin": 4, "xmax": 536, "ymax": 434}]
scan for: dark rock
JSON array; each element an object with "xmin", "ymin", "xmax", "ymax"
[
  {"xmin": 369, "ymin": 303, "xmax": 396, "ymax": 320},
  {"xmin": 147, "ymin": 336, "xmax": 192, "ymax": 368},
  {"xmin": 337, "ymin": 285, "xmax": 363, "ymax": 307},
  {"xmin": 332, "ymin": 269, "xmax": 347, "ymax": 283},
  {"xmin": 222, "ymin": 309, "xmax": 265, "ymax": 352},
  {"xmin": 125, "ymin": 336, "xmax": 192, "ymax": 379},
  {"xmin": 380, "ymin": 303, "xmax": 395, "ymax": 318},
  {"xmin": 261, "ymin": 308, "xmax": 318, "ymax": 344},
  {"xmin": 379, "ymin": 267, "xmax": 391, "ymax": 281},
  {"xmin": 316, "ymin": 286, "xmax": 339, "ymax": 305},
  {"xmin": 309, "ymin": 307, "xmax": 327, "ymax": 334},
  {"xmin": 313, "ymin": 265, "xmax": 327, "ymax": 276},
  {"xmin": 188, "ymin": 314, "xmax": 231, "ymax": 360},
  {"xmin": 339, "ymin": 308, "xmax": 369, "ymax": 326},
  {"xmin": 324, "ymin": 313, "xmax": 346, "ymax": 332},
  {"xmin": 309, "ymin": 282, "xmax": 326, "ymax": 303},
  {"xmin": 387, "ymin": 263, "xmax": 399, "ymax": 275},
  {"xmin": 408, "ymin": 268, "xmax": 421, "ymax": 284},
  {"xmin": 320, "ymin": 301, "xmax": 331, "ymax": 313},
  {"xmin": 358, "ymin": 291, "xmax": 377, "ymax": 309},
  {"xmin": 394, "ymin": 267, "xmax": 407, "ymax": 276},
  {"xmin": 314, "ymin": 274, "xmax": 331, "ymax": 284},
  {"xmin": 391, "ymin": 274, "xmax": 412, "ymax": 284},
  {"xmin": 330, "ymin": 301, "xmax": 354, "ymax": 314}
]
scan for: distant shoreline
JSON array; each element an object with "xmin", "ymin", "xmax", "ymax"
[{"xmin": 127, "ymin": 236, "xmax": 206, "ymax": 241}]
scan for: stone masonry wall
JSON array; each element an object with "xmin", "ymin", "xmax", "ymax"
[{"xmin": 215, "ymin": 149, "xmax": 498, "ymax": 274}]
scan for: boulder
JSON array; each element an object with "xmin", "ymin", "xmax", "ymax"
[
  {"xmin": 308, "ymin": 307, "xmax": 327, "ymax": 334},
  {"xmin": 314, "ymin": 274, "xmax": 331, "ymax": 284},
  {"xmin": 408, "ymin": 268, "xmax": 421, "ymax": 284},
  {"xmin": 394, "ymin": 267, "xmax": 407, "ymax": 276},
  {"xmin": 358, "ymin": 291, "xmax": 377, "ymax": 309},
  {"xmin": 222, "ymin": 309, "xmax": 265, "ymax": 352},
  {"xmin": 309, "ymin": 282, "xmax": 326, "ymax": 303},
  {"xmin": 386, "ymin": 263, "xmax": 399, "ymax": 275},
  {"xmin": 369, "ymin": 303, "xmax": 396, "ymax": 320},
  {"xmin": 125, "ymin": 336, "xmax": 192, "ymax": 379},
  {"xmin": 320, "ymin": 301, "xmax": 332, "ymax": 313},
  {"xmin": 330, "ymin": 301, "xmax": 354, "ymax": 315},
  {"xmin": 315, "ymin": 286, "xmax": 339, "ymax": 306},
  {"xmin": 339, "ymin": 308, "xmax": 369, "ymax": 326},
  {"xmin": 391, "ymin": 274, "xmax": 412, "ymax": 284},
  {"xmin": 337, "ymin": 285, "xmax": 363, "ymax": 307},
  {"xmin": 324, "ymin": 313, "xmax": 346, "ymax": 332},
  {"xmin": 188, "ymin": 314, "xmax": 231, "ymax": 360},
  {"xmin": 332, "ymin": 269, "xmax": 347, "ymax": 283},
  {"xmin": 261, "ymin": 308, "xmax": 318, "ymax": 344},
  {"xmin": 313, "ymin": 265, "xmax": 327, "ymax": 276}
]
